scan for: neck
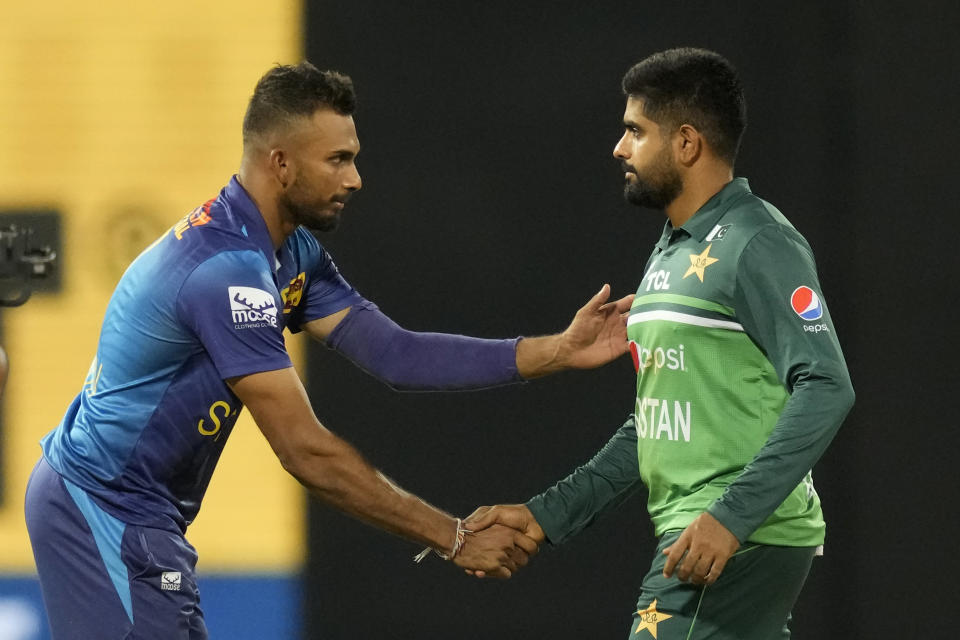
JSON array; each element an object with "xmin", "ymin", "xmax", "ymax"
[
  {"xmin": 664, "ymin": 164, "xmax": 734, "ymax": 229},
  {"xmin": 237, "ymin": 159, "xmax": 293, "ymax": 250}
]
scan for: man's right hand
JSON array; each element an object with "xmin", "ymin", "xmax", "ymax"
[
  {"xmin": 452, "ymin": 523, "xmax": 539, "ymax": 579},
  {"xmin": 461, "ymin": 504, "xmax": 545, "ymax": 578}
]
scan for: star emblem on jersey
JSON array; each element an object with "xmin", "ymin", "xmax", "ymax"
[
  {"xmin": 634, "ymin": 599, "xmax": 672, "ymax": 638},
  {"xmin": 683, "ymin": 244, "xmax": 719, "ymax": 282}
]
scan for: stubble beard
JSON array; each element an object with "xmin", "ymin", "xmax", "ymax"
[{"xmin": 279, "ymin": 184, "xmax": 342, "ymax": 233}]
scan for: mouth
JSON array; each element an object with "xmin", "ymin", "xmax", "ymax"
[{"xmin": 330, "ymin": 194, "xmax": 351, "ymax": 210}]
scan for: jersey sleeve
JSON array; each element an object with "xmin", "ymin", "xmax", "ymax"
[
  {"xmin": 707, "ymin": 225, "xmax": 855, "ymax": 542},
  {"xmin": 526, "ymin": 418, "xmax": 643, "ymax": 545},
  {"xmin": 177, "ymin": 250, "xmax": 292, "ymax": 380},
  {"xmin": 286, "ymin": 231, "xmax": 364, "ymax": 333}
]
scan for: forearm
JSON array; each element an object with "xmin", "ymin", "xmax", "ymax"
[
  {"xmin": 708, "ymin": 372, "xmax": 855, "ymax": 541},
  {"xmin": 283, "ymin": 429, "xmax": 458, "ymax": 552},
  {"xmin": 231, "ymin": 367, "xmax": 458, "ymax": 553},
  {"xmin": 326, "ymin": 302, "xmax": 522, "ymax": 391},
  {"xmin": 526, "ymin": 418, "xmax": 642, "ymax": 545}
]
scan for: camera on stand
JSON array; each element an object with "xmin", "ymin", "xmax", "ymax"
[{"xmin": 0, "ymin": 224, "xmax": 58, "ymax": 307}]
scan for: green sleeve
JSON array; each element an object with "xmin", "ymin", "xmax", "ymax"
[
  {"xmin": 707, "ymin": 225, "xmax": 855, "ymax": 542},
  {"xmin": 526, "ymin": 418, "xmax": 643, "ymax": 545}
]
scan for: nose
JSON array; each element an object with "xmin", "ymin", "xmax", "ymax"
[
  {"xmin": 613, "ymin": 133, "xmax": 630, "ymax": 159},
  {"xmin": 344, "ymin": 161, "xmax": 362, "ymax": 192}
]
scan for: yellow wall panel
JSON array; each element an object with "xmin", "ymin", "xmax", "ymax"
[{"xmin": 0, "ymin": 1, "xmax": 305, "ymax": 572}]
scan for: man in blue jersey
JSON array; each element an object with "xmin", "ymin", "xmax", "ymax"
[{"xmin": 23, "ymin": 62, "xmax": 632, "ymax": 639}]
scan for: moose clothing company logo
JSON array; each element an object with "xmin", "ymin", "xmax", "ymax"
[
  {"xmin": 161, "ymin": 572, "xmax": 181, "ymax": 591},
  {"xmin": 229, "ymin": 286, "xmax": 278, "ymax": 329}
]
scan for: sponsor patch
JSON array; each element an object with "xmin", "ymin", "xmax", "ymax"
[
  {"xmin": 229, "ymin": 286, "xmax": 278, "ymax": 329},
  {"xmin": 161, "ymin": 571, "xmax": 181, "ymax": 591},
  {"xmin": 790, "ymin": 286, "xmax": 823, "ymax": 321},
  {"xmin": 281, "ymin": 272, "xmax": 306, "ymax": 314}
]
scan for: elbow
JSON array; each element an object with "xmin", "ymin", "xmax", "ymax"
[
  {"xmin": 843, "ymin": 385, "xmax": 856, "ymax": 414},
  {"xmin": 838, "ymin": 373, "xmax": 856, "ymax": 414},
  {"xmin": 277, "ymin": 448, "xmax": 312, "ymax": 485}
]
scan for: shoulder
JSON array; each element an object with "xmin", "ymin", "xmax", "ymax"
[
  {"xmin": 137, "ymin": 194, "xmax": 253, "ymax": 268},
  {"xmin": 182, "ymin": 250, "xmax": 274, "ymax": 294},
  {"xmin": 725, "ymin": 192, "xmax": 812, "ymax": 259},
  {"xmin": 176, "ymin": 250, "xmax": 280, "ymax": 330}
]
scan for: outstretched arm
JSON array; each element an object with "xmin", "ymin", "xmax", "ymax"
[
  {"xmin": 302, "ymin": 285, "xmax": 633, "ymax": 391},
  {"xmin": 464, "ymin": 417, "xmax": 642, "ymax": 578},
  {"xmin": 229, "ymin": 366, "xmax": 536, "ymax": 577}
]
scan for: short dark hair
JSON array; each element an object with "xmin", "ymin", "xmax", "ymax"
[
  {"xmin": 242, "ymin": 61, "xmax": 356, "ymax": 143},
  {"xmin": 622, "ymin": 48, "xmax": 746, "ymax": 164}
]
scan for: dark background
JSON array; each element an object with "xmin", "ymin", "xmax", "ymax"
[{"xmin": 302, "ymin": 2, "xmax": 958, "ymax": 638}]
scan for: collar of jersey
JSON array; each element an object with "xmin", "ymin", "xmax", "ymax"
[
  {"xmin": 657, "ymin": 177, "xmax": 753, "ymax": 248},
  {"xmin": 223, "ymin": 175, "xmax": 282, "ymax": 273}
]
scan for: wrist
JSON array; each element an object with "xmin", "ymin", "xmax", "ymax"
[
  {"xmin": 706, "ymin": 502, "xmax": 747, "ymax": 544},
  {"xmin": 517, "ymin": 504, "xmax": 546, "ymax": 543},
  {"xmin": 516, "ymin": 334, "xmax": 567, "ymax": 379},
  {"xmin": 414, "ymin": 517, "xmax": 470, "ymax": 563}
]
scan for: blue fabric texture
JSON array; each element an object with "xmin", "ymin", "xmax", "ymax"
[{"xmin": 61, "ymin": 476, "xmax": 133, "ymax": 622}]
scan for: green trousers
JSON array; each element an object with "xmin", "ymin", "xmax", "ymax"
[{"xmin": 628, "ymin": 532, "xmax": 817, "ymax": 640}]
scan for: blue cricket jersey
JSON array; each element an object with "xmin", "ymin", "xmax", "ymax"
[{"xmin": 41, "ymin": 176, "xmax": 363, "ymax": 533}]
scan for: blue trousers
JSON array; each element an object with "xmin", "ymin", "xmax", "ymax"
[{"xmin": 24, "ymin": 458, "xmax": 208, "ymax": 639}]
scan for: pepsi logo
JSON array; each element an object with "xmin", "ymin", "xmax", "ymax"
[{"xmin": 791, "ymin": 286, "xmax": 823, "ymax": 321}]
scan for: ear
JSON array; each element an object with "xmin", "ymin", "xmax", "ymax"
[
  {"xmin": 675, "ymin": 124, "xmax": 702, "ymax": 166},
  {"xmin": 269, "ymin": 148, "xmax": 291, "ymax": 188}
]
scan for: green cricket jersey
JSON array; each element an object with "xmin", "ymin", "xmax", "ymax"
[{"xmin": 528, "ymin": 178, "xmax": 854, "ymax": 547}]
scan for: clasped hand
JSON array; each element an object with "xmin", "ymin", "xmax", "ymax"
[{"xmin": 452, "ymin": 504, "xmax": 545, "ymax": 579}]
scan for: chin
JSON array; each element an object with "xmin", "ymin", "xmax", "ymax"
[{"xmin": 303, "ymin": 212, "xmax": 341, "ymax": 233}]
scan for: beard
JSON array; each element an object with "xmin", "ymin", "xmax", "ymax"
[
  {"xmin": 279, "ymin": 181, "xmax": 343, "ymax": 233},
  {"xmin": 622, "ymin": 146, "xmax": 683, "ymax": 210}
]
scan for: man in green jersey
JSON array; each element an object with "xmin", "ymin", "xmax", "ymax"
[{"xmin": 466, "ymin": 48, "xmax": 855, "ymax": 639}]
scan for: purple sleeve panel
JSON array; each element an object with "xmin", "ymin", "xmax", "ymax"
[{"xmin": 325, "ymin": 300, "xmax": 525, "ymax": 391}]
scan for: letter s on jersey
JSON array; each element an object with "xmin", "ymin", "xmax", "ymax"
[{"xmin": 198, "ymin": 400, "xmax": 235, "ymax": 437}]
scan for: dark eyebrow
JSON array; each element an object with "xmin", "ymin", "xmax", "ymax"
[{"xmin": 623, "ymin": 119, "xmax": 643, "ymax": 130}]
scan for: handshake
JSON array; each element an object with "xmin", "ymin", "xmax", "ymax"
[{"xmin": 429, "ymin": 504, "xmax": 545, "ymax": 580}]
